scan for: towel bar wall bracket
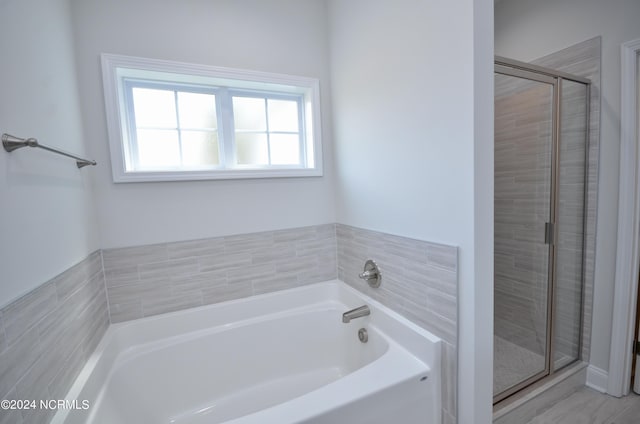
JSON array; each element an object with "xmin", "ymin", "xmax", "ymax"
[{"xmin": 2, "ymin": 133, "xmax": 96, "ymax": 169}]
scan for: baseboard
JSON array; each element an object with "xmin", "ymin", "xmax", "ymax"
[{"xmin": 586, "ymin": 364, "xmax": 608, "ymax": 393}]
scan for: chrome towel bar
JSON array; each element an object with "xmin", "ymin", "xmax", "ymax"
[{"xmin": 2, "ymin": 133, "xmax": 96, "ymax": 169}]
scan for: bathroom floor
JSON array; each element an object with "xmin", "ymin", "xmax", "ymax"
[{"xmin": 525, "ymin": 387, "xmax": 640, "ymax": 423}]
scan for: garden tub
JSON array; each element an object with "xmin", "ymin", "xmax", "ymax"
[{"xmin": 52, "ymin": 280, "xmax": 441, "ymax": 424}]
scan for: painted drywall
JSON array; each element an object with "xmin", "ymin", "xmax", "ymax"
[
  {"xmin": 0, "ymin": 0, "xmax": 98, "ymax": 306},
  {"xmin": 69, "ymin": 0, "xmax": 336, "ymax": 248},
  {"xmin": 495, "ymin": 0, "xmax": 640, "ymax": 379},
  {"xmin": 1, "ymin": 2, "xmax": 495, "ymax": 422},
  {"xmin": 328, "ymin": 0, "xmax": 494, "ymax": 422}
]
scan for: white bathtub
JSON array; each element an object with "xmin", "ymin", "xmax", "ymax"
[{"xmin": 52, "ymin": 280, "xmax": 441, "ymax": 424}]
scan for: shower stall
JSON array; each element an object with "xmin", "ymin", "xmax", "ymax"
[{"xmin": 493, "ymin": 57, "xmax": 590, "ymax": 403}]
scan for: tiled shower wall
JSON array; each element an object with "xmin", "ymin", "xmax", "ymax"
[
  {"xmin": 494, "ymin": 73, "xmax": 589, "ymax": 370},
  {"xmin": 554, "ymin": 78, "xmax": 590, "ymax": 365},
  {"xmin": 1, "ymin": 223, "xmax": 459, "ymax": 424},
  {"xmin": 493, "ymin": 37, "xmax": 600, "ymax": 368},
  {"xmin": 0, "ymin": 252, "xmax": 109, "ymax": 424},
  {"xmin": 336, "ymin": 224, "xmax": 458, "ymax": 424},
  {"xmin": 494, "ymin": 77, "xmax": 553, "ymax": 356},
  {"xmin": 532, "ymin": 37, "xmax": 601, "ymax": 363}
]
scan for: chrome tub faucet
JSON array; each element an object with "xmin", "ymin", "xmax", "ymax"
[{"xmin": 342, "ymin": 305, "xmax": 370, "ymax": 323}]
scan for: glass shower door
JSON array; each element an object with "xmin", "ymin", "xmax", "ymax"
[
  {"xmin": 493, "ymin": 69, "xmax": 556, "ymax": 400},
  {"xmin": 553, "ymin": 79, "xmax": 588, "ymax": 370}
]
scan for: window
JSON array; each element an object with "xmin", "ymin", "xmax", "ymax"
[{"xmin": 101, "ymin": 54, "xmax": 322, "ymax": 182}]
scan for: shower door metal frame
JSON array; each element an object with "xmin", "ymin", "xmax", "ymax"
[
  {"xmin": 495, "ymin": 56, "xmax": 591, "ymax": 85},
  {"xmin": 493, "ymin": 57, "xmax": 591, "ymax": 405}
]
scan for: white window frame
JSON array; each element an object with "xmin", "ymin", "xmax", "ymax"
[{"xmin": 101, "ymin": 53, "xmax": 323, "ymax": 182}]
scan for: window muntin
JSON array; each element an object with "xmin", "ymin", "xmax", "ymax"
[
  {"xmin": 125, "ymin": 82, "xmax": 221, "ymax": 171},
  {"xmin": 231, "ymin": 94, "xmax": 303, "ymax": 167},
  {"xmin": 102, "ymin": 53, "xmax": 322, "ymax": 182}
]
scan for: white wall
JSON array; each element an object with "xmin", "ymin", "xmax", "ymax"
[
  {"xmin": 0, "ymin": 0, "xmax": 98, "ymax": 306},
  {"xmin": 70, "ymin": 0, "xmax": 336, "ymax": 248},
  {"xmin": 495, "ymin": 0, "xmax": 640, "ymax": 377},
  {"xmin": 328, "ymin": 0, "xmax": 494, "ymax": 422},
  {"xmin": 1, "ymin": 2, "xmax": 496, "ymax": 421}
]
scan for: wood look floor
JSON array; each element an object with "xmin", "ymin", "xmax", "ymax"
[{"xmin": 525, "ymin": 388, "xmax": 640, "ymax": 424}]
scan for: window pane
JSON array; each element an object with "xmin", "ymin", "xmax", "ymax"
[
  {"xmin": 233, "ymin": 97, "xmax": 266, "ymax": 131},
  {"xmin": 268, "ymin": 99, "xmax": 299, "ymax": 132},
  {"xmin": 136, "ymin": 129, "xmax": 180, "ymax": 168},
  {"xmin": 270, "ymin": 134, "xmax": 300, "ymax": 165},
  {"xmin": 178, "ymin": 92, "xmax": 217, "ymax": 129},
  {"xmin": 181, "ymin": 131, "xmax": 219, "ymax": 166},
  {"xmin": 235, "ymin": 133, "xmax": 268, "ymax": 165},
  {"xmin": 132, "ymin": 88, "xmax": 177, "ymax": 128}
]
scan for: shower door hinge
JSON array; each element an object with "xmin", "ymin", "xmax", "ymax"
[{"xmin": 544, "ymin": 222, "xmax": 554, "ymax": 245}]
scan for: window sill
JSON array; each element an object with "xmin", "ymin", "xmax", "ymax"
[{"xmin": 113, "ymin": 167, "xmax": 323, "ymax": 183}]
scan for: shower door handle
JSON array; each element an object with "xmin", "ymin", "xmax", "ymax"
[{"xmin": 544, "ymin": 222, "xmax": 554, "ymax": 245}]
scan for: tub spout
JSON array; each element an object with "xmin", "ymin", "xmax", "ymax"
[{"xmin": 342, "ymin": 305, "xmax": 370, "ymax": 323}]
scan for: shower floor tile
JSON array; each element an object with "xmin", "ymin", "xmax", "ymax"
[
  {"xmin": 494, "ymin": 335, "xmax": 577, "ymax": 397},
  {"xmin": 494, "ymin": 335, "xmax": 545, "ymax": 395}
]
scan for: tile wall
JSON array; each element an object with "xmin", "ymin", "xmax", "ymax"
[
  {"xmin": 0, "ymin": 251, "xmax": 109, "ymax": 424},
  {"xmin": 532, "ymin": 37, "xmax": 601, "ymax": 363},
  {"xmin": 493, "ymin": 37, "xmax": 600, "ymax": 374},
  {"xmin": 336, "ymin": 224, "xmax": 458, "ymax": 424},
  {"xmin": 102, "ymin": 224, "xmax": 337, "ymax": 322},
  {"xmin": 494, "ymin": 76, "xmax": 553, "ymax": 359},
  {"xmin": 1, "ymin": 223, "xmax": 459, "ymax": 424},
  {"xmin": 554, "ymin": 78, "xmax": 590, "ymax": 366},
  {"xmin": 494, "ymin": 73, "xmax": 591, "ymax": 368},
  {"xmin": 492, "ymin": 36, "xmax": 601, "ymax": 421}
]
